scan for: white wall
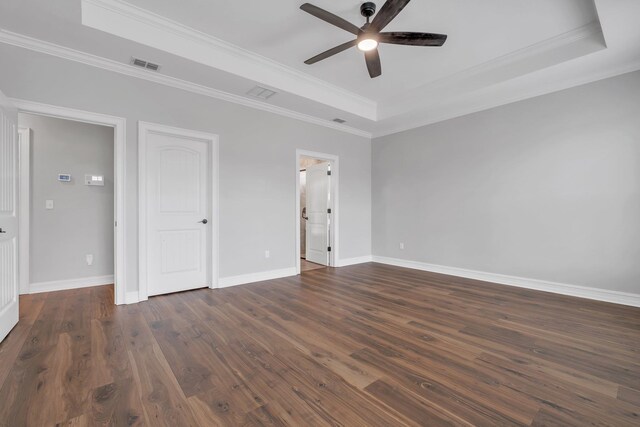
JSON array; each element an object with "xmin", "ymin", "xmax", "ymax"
[
  {"xmin": 0, "ymin": 44, "xmax": 372, "ymax": 294},
  {"xmin": 373, "ymin": 71, "xmax": 640, "ymax": 294},
  {"xmin": 19, "ymin": 113, "xmax": 114, "ymax": 284}
]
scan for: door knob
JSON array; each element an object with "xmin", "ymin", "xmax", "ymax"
[{"xmin": 198, "ymin": 219, "xmax": 208, "ymax": 224}]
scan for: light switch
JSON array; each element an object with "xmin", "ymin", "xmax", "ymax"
[{"xmin": 45, "ymin": 200, "xmax": 54, "ymax": 210}]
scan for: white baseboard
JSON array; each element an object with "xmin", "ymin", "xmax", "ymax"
[
  {"xmin": 336, "ymin": 255, "xmax": 373, "ymax": 267},
  {"xmin": 29, "ymin": 274, "xmax": 114, "ymax": 294},
  {"xmin": 218, "ymin": 267, "xmax": 297, "ymax": 288},
  {"xmin": 372, "ymin": 256, "xmax": 640, "ymax": 308}
]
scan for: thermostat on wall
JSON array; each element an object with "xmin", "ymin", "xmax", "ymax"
[
  {"xmin": 85, "ymin": 174, "xmax": 104, "ymax": 186},
  {"xmin": 58, "ymin": 173, "xmax": 71, "ymax": 182}
]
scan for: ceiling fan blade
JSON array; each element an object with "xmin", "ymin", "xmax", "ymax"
[
  {"xmin": 364, "ymin": 48, "xmax": 382, "ymax": 78},
  {"xmin": 378, "ymin": 32, "xmax": 447, "ymax": 46},
  {"xmin": 370, "ymin": 0, "xmax": 411, "ymax": 32},
  {"xmin": 304, "ymin": 40, "xmax": 357, "ymax": 64},
  {"xmin": 300, "ymin": 3, "xmax": 361, "ymax": 35}
]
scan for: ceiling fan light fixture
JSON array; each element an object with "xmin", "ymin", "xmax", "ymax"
[
  {"xmin": 300, "ymin": 1, "xmax": 448, "ymax": 78},
  {"xmin": 357, "ymin": 37, "xmax": 378, "ymax": 52}
]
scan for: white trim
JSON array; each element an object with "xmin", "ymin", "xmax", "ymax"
[
  {"xmin": 0, "ymin": 29, "xmax": 372, "ymax": 139},
  {"xmin": 374, "ymin": 58, "xmax": 640, "ymax": 138},
  {"xmin": 3, "ymin": 26, "xmax": 638, "ymax": 140},
  {"xmin": 378, "ymin": 21, "xmax": 605, "ymax": 120},
  {"xmin": 12, "ymin": 99, "xmax": 127, "ymax": 305},
  {"xmin": 17, "ymin": 127, "xmax": 30, "ymax": 295},
  {"xmin": 138, "ymin": 121, "xmax": 219, "ymax": 301},
  {"xmin": 372, "ymin": 256, "xmax": 640, "ymax": 308},
  {"xmin": 219, "ymin": 268, "xmax": 297, "ymax": 289},
  {"xmin": 336, "ymin": 255, "xmax": 373, "ymax": 267},
  {"xmin": 29, "ymin": 274, "xmax": 114, "ymax": 294},
  {"xmin": 80, "ymin": 0, "xmax": 377, "ymax": 121},
  {"xmin": 3, "ymin": 19, "xmax": 639, "ymax": 140},
  {"xmin": 295, "ymin": 150, "xmax": 339, "ymax": 275}
]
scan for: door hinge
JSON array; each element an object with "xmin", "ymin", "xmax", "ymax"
[
  {"xmin": 327, "ymin": 170, "xmax": 331, "ymax": 176},
  {"xmin": 327, "ymin": 208, "xmax": 331, "ymax": 214},
  {"xmin": 114, "ymin": 221, "xmax": 117, "ymax": 227},
  {"xmin": 327, "ymin": 246, "xmax": 332, "ymax": 252}
]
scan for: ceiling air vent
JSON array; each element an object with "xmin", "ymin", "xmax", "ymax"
[
  {"xmin": 332, "ymin": 118, "xmax": 346, "ymax": 124},
  {"xmin": 130, "ymin": 57, "xmax": 161, "ymax": 71},
  {"xmin": 246, "ymin": 86, "xmax": 277, "ymax": 100}
]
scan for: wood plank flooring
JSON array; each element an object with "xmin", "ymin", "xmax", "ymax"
[
  {"xmin": 300, "ymin": 259, "xmax": 326, "ymax": 272},
  {"xmin": 0, "ymin": 262, "xmax": 639, "ymax": 426}
]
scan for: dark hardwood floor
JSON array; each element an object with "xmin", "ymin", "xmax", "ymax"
[{"xmin": 0, "ymin": 263, "xmax": 639, "ymax": 426}]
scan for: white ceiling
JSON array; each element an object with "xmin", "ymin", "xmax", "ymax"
[
  {"xmin": 1, "ymin": 0, "xmax": 640, "ymax": 137},
  {"xmin": 125, "ymin": 0, "xmax": 597, "ymax": 101}
]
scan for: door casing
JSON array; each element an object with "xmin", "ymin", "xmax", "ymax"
[
  {"xmin": 138, "ymin": 121, "xmax": 219, "ymax": 301},
  {"xmin": 13, "ymin": 99, "xmax": 127, "ymax": 304},
  {"xmin": 295, "ymin": 149, "xmax": 339, "ymax": 274}
]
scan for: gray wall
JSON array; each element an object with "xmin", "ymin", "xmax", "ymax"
[
  {"xmin": 19, "ymin": 113, "xmax": 114, "ymax": 283},
  {"xmin": 373, "ymin": 71, "xmax": 640, "ymax": 293},
  {"xmin": 0, "ymin": 44, "xmax": 372, "ymax": 294}
]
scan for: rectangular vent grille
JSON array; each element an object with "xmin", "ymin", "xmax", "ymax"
[
  {"xmin": 332, "ymin": 118, "xmax": 346, "ymax": 124},
  {"xmin": 246, "ymin": 86, "xmax": 277, "ymax": 100},
  {"xmin": 130, "ymin": 57, "xmax": 161, "ymax": 71}
]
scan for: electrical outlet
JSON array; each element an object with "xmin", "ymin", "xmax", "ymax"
[
  {"xmin": 86, "ymin": 254, "xmax": 94, "ymax": 266},
  {"xmin": 399, "ymin": 243, "xmax": 405, "ymax": 250},
  {"xmin": 45, "ymin": 200, "xmax": 54, "ymax": 210},
  {"xmin": 265, "ymin": 250, "xmax": 270, "ymax": 259}
]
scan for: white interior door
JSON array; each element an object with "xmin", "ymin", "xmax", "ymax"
[
  {"xmin": 0, "ymin": 90, "xmax": 19, "ymax": 343},
  {"xmin": 144, "ymin": 130, "xmax": 210, "ymax": 296},
  {"xmin": 305, "ymin": 162, "xmax": 330, "ymax": 265}
]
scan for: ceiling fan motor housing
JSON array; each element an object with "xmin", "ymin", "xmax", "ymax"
[{"xmin": 360, "ymin": 2, "xmax": 377, "ymax": 19}]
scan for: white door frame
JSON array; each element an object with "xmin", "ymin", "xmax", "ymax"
[
  {"xmin": 295, "ymin": 149, "xmax": 339, "ymax": 274},
  {"xmin": 17, "ymin": 127, "xmax": 30, "ymax": 295},
  {"xmin": 12, "ymin": 99, "xmax": 128, "ymax": 305},
  {"xmin": 138, "ymin": 121, "xmax": 219, "ymax": 301}
]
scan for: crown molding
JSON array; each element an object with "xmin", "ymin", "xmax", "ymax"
[
  {"xmin": 80, "ymin": 0, "xmax": 377, "ymax": 120},
  {"xmin": 0, "ymin": 29, "xmax": 372, "ymax": 138},
  {"xmin": 379, "ymin": 20, "xmax": 606, "ymax": 120},
  {"xmin": 373, "ymin": 57, "xmax": 640, "ymax": 138},
  {"xmin": 2, "ymin": 3, "xmax": 632, "ymax": 141}
]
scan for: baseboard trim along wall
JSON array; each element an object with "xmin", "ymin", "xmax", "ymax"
[
  {"xmin": 29, "ymin": 274, "xmax": 115, "ymax": 294},
  {"xmin": 215, "ymin": 257, "xmax": 376, "ymax": 288},
  {"xmin": 218, "ymin": 267, "xmax": 298, "ymax": 288},
  {"xmin": 372, "ymin": 256, "xmax": 640, "ymax": 308},
  {"xmin": 336, "ymin": 255, "xmax": 373, "ymax": 267}
]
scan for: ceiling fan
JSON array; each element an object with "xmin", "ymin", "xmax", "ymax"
[{"xmin": 300, "ymin": 0, "xmax": 447, "ymax": 78}]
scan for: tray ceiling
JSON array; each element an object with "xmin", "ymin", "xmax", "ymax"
[{"xmin": 1, "ymin": 0, "xmax": 639, "ymax": 137}]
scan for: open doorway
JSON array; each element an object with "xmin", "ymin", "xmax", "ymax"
[
  {"xmin": 18, "ymin": 113, "xmax": 116, "ymax": 296},
  {"xmin": 295, "ymin": 150, "xmax": 339, "ymax": 274}
]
